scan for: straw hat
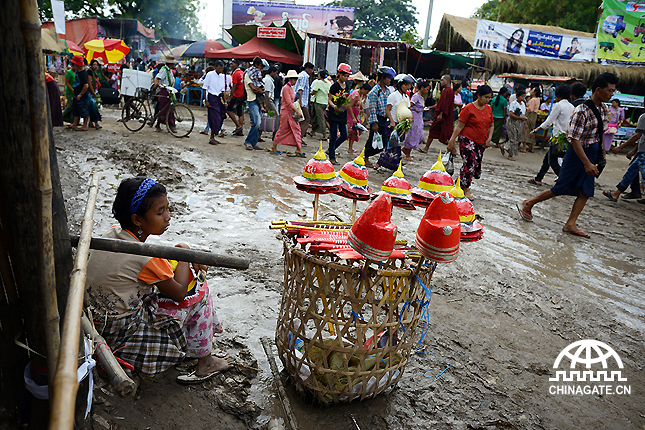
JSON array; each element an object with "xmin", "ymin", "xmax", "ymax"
[
  {"xmin": 348, "ymin": 193, "xmax": 398, "ymax": 262},
  {"xmin": 285, "ymin": 69, "xmax": 299, "ymax": 79},
  {"xmin": 349, "ymin": 71, "xmax": 367, "ymax": 82},
  {"xmin": 415, "ymin": 191, "xmax": 461, "ymax": 263},
  {"xmin": 162, "ymin": 54, "xmax": 178, "ymax": 64}
]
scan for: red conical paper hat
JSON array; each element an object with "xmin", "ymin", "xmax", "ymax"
[
  {"xmin": 416, "ymin": 152, "xmax": 454, "ymax": 195},
  {"xmin": 338, "ymin": 148, "xmax": 372, "ymax": 197},
  {"xmin": 449, "ymin": 178, "xmax": 475, "ymax": 223},
  {"xmin": 380, "ymin": 162, "xmax": 411, "ymax": 197},
  {"xmin": 348, "ymin": 193, "xmax": 398, "ymax": 262},
  {"xmin": 293, "ymin": 142, "xmax": 342, "ymax": 188},
  {"xmin": 415, "ymin": 191, "xmax": 461, "ymax": 263}
]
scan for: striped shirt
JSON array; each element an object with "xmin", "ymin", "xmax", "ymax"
[
  {"xmin": 367, "ymin": 84, "xmax": 391, "ymax": 124},
  {"xmin": 567, "ymin": 102, "xmax": 609, "ymax": 148}
]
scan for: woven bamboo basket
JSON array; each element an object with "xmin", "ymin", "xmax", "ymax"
[{"xmin": 276, "ymin": 237, "xmax": 434, "ymax": 404}]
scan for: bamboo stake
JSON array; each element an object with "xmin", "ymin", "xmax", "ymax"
[
  {"xmin": 69, "ymin": 236, "xmax": 250, "ymax": 270},
  {"xmin": 49, "ymin": 173, "xmax": 100, "ymax": 430},
  {"xmin": 261, "ymin": 337, "xmax": 299, "ymax": 430},
  {"xmin": 351, "ymin": 199, "xmax": 357, "ymax": 223},
  {"xmin": 19, "ymin": 0, "xmax": 60, "ymax": 389},
  {"xmin": 312, "ymin": 194, "xmax": 319, "ymax": 221},
  {"xmin": 80, "ymin": 315, "xmax": 136, "ymax": 397}
]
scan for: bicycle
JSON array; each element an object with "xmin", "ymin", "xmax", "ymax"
[{"xmin": 121, "ymin": 86, "xmax": 195, "ymax": 138}]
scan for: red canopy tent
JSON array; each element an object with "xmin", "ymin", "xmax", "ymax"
[{"xmin": 205, "ymin": 37, "xmax": 302, "ymax": 65}]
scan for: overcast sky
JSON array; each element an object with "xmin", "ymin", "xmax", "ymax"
[{"xmin": 199, "ymin": 0, "xmax": 488, "ymax": 44}]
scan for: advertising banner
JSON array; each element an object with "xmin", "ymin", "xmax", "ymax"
[
  {"xmin": 474, "ymin": 19, "xmax": 596, "ymax": 62},
  {"xmin": 231, "ymin": 0, "xmax": 354, "ymax": 38},
  {"xmin": 597, "ymin": 0, "xmax": 645, "ymax": 66},
  {"xmin": 257, "ymin": 27, "xmax": 287, "ymax": 39}
]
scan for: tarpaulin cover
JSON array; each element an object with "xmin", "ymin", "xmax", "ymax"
[
  {"xmin": 205, "ymin": 36, "xmax": 303, "ymax": 64},
  {"xmin": 227, "ymin": 21, "xmax": 304, "ymax": 53},
  {"xmin": 183, "ymin": 40, "xmax": 234, "ymax": 58},
  {"xmin": 42, "ymin": 17, "xmax": 97, "ymax": 47}
]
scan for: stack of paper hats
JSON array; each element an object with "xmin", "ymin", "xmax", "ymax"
[
  {"xmin": 411, "ymin": 152, "xmax": 455, "ymax": 207},
  {"xmin": 348, "ymin": 193, "xmax": 398, "ymax": 261},
  {"xmin": 293, "ymin": 142, "xmax": 342, "ymax": 194},
  {"xmin": 335, "ymin": 149, "xmax": 372, "ymax": 200},
  {"xmin": 449, "ymin": 178, "xmax": 484, "ymax": 242},
  {"xmin": 414, "ymin": 191, "xmax": 461, "ymax": 263},
  {"xmin": 375, "ymin": 162, "xmax": 415, "ymax": 210}
]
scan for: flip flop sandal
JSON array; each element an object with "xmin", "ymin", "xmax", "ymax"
[
  {"xmin": 602, "ymin": 190, "xmax": 618, "ymax": 202},
  {"xmin": 176, "ymin": 369, "xmax": 220, "ymax": 385},
  {"xmin": 266, "ymin": 149, "xmax": 281, "ymax": 155},
  {"xmin": 199, "ymin": 131, "xmax": 209, "ymax": 135},
  {"xmin": 154, "ymin": 128, "xmax": 163, "ymax": 132},
  {"xmin": 528, "ymin": 179, "xmax": 542, "ymax": 185},
  {"xmin": 516, "ymin": 203, "xmax": 533, "ymax": 222},
  {"xmin": 500, "ymin": 146, "xmax": 506, "ymax": 156},
  {"xmin": 209, "ymin": 139, "xmax": 220, "ymax": 145},
  {"xmin": 287, "ymin": 152, "xmax": 306, "ymax": 158},
  {"xmin": 245, "ymin": 145, "xmax": 253, "ymax": 150},
  {"xmin": 562, "ymin": 228, "xmax": 590, "ymax": 238},
  {"xmin": 417, "ymin": 148, "xmax": 428, "ymax": 153}
]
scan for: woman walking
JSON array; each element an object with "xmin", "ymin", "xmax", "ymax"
[
  {"xmin": 347, "ymin": 82, "xmax": 370, "ymax": 154},
  {"xmin": 326, "ymin": 63, "xmax": 352, "ymax": 165},
  {"xmin": 521, "ymin": 87, "xmax": 541, "ymax": 152},
  {"xmin": 446, "ymin": 85, "xmax": 495, "ymax": 200},
  {"xmin": 403, "ymin": 80, "xmax": 430, "ymax": 160},
  {"xmin": 270, "ymin": 70, "xmax": 304, "ymax": 156},
  {"xmin": 154, "ymin": 57, "xmax": 177, "ymax": 134},
  {"xmin": 88, "ymin": 59, "xmax": 103, "ymax": 130},
  {"xmin": 376, "ymin": 74, "xmax": 413, "ymax": 170},
  {"xmin": 491, "ymin": 87, "xmax": 510, "ymax": 147},
  {"xmin": 604, "ymin": 99, "xmax": 624, "ymax": 152},
  {"xmin": 502, "ymin": 87, "xmax": 527, "ymax": 161}
]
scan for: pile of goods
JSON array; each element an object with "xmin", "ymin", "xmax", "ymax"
[{"xmin": 273, "ymin": 148, "xmax": 483, "ymax": 404}]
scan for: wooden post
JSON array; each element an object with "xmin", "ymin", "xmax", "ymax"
[
  {"xmin": 351, "ymin": 199, "xmax": 357, "ymax": 223},
  {"xmin": 313, "ymin": 194, "xmax": 319, "ymax": 221},
  {"xmin": 49, "ymin": 173, "xmax": 100, "ymax": 430},
  {"xmin": 20, "ymin": 0, "xmax": 60, "ymax": 389},
  {"xmin": 261, "ymin": 337, "xmax": 299, "ymax": 430}
]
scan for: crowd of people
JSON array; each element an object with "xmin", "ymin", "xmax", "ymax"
[{"xmin": 58, "ymin": 56, "xmax": 644, "ymax": 387}]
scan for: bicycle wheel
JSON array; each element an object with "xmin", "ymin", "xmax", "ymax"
[
  {"xmin": 167, "ymin": 103, "xmax": 194, "ymax": 138},
  {"xmin": 121, "ymin": 97, "xmax": 148, "ymax": 132}
]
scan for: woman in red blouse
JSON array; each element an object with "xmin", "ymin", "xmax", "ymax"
[{"xmin": 446, "ymin": 85, "xmax": 495, "ymax": 200}]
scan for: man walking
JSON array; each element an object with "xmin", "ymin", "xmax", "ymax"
[
  {"xmin": 519, "ymin": 73, "xmax": 618, "ymax": 238},
  {"xmin": 264, "ymin": 66, "xmax": 280, "ymax": 140},
  {"xmin": 603, "ymin": 109, "xmax": 645, "ymax": 203},
  {"xmin": 422, "ymin": 75, "xmax": 454, "ymax": 152},
  {"xmin": 527, "ymin": 85, "xmax": 574, "ymax": 185},
  {"xmin": 243, "ymin": 57, "xmax": 265, "ymax": 150},
  {"xmin": 203, "ymin": 60, "xmax": 227, "ymax": 145},
  {"xmin": 226, "ymin": 59, "xmax": 245, "ymax": 136},
  {"xmin": 295, "ymin": 62, "xmax": 314, "ymax": 140}
]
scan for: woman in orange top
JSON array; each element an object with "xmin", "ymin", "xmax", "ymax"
[
  {"xmin": 446, "ymin": 85, "xmax": 495, "ymax": 200},
  {"xmin": 85, "ymin": 177, "xmax": 229, "ymax": 383}
]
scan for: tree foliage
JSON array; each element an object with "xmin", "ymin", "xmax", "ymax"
[
  {"xmin": 37, "ymin": 0, "xmax": 205, "ymax": 40},
  {"xmin": 327, "ymin": 0, "xmax": 418, "ymax": 41},
  {"xmin": 400, "ymin": 29, "xmax": 423, "ymax": 48},
  {"xmin": 472, "ymin": 0, "xmax": 602, "ymax": 34}
]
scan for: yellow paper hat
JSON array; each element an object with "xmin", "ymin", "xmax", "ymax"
[
  {"xmin": 381, "ymin": 162, "xmax": 411, "ymax": 196},
  {"xmin": 450, "ymin": 177, "xmax": 475, "ymax": 223}
]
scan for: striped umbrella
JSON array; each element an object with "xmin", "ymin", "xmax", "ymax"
[
  {"xmin": 62, "ymin": 39, "xmax": 83, "ymax": 56},
  {"xmin": 182, "ymin": 39, "xmax": 233, "ymax": 58},
  {"xmin": 84, "ymin": 39, "xmax": 130, "ymax": 63}
]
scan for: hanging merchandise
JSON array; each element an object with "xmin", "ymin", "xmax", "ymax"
[{"xmin": 326, "ymin": 41, "xmax": 339, "ymax": 74}]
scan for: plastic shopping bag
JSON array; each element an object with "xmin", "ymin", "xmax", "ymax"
[
  {"xmin": 442, "ymin": 151, "xmax": 455, "ymax": 176},
  {"xmin": 372, "ymin": 132, "xmax": 384, "ymax": 150}
]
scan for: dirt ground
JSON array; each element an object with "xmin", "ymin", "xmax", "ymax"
[{"xmin": 55, "ymin": 106, "xmax": 645, "ymax": 430}]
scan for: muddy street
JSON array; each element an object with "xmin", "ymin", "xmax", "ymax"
[{"xmin": 56, "ymin": 107, "xmax": 644, "ymax": 430}]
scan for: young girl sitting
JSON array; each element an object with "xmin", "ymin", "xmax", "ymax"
[{"xmin": 84, "ymin": 177, "xmax": 229, "ymax": 383}]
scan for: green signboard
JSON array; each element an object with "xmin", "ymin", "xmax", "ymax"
[{"xmin": 597, "ymin": 0, "xmax": 645, "ymax": 66}]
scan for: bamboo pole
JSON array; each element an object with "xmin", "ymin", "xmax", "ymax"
[
  {"xmin": 49, "ymin": 173, "xmax": 100, "ymax": 430},
  {"xmin": 19, "ymin": 0, "xmax": 60, "ymax": 389},
  {"xmin": 261, "ymin": 337, "xmax": 298, "ymax": 430},
  {"xmin": 351, "ymin": 199, "xmax": 357, "ymax": 223},
  {"xmin": 80, "ymin": 315, "xmax": 136, "ymax": 397},
  {"xmin": 313, "ymin": 194, "xmax": 319, "ymax": 221},
  {"xmin": 69, "ymin": 236, "xmax": 250, "ymax": 270}
]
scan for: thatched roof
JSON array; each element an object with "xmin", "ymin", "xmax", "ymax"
[{"xmin": 432, "ymin": 14, "xmax": 645, "ymax": 85}]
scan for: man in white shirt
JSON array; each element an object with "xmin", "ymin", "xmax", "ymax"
[
  {"xmin": 528, "ymin": 85, "xmax": 574, "ymax": 185},
  {"xmin": 202, "ymin": 60, "xmax": 227, "ymax": 144},
  {"xmin": 262, "ymin": 66, "xmax": 279, "ymax": 140},
  {"xmin": 294, "ymin": 62, "xmax": 314, "ymax": 139}
]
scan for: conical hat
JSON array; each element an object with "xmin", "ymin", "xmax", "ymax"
[
  {"xmin": 380, "ymin": 162, "xmax": 411, "ymax": 198},
  {"xmin": 414, "ymin": 191, "xmax": 461, "ymax": 263},
  {"xmin": 293, "ymin": 142, "xmax": 342, "ymax": 188},
  {"xmin": 449, "ymin": 178, "xmax": 475, "ymax": 223},
  {"xmin": 348, "ymin": 193, "xmax": 398, "ymax": 262},
  {"xmin": 411, "ymin": 152, "xmax": 455, "ymax": 199},
  {"xmin": 337, "ymin": 148, "xmax": 372, "ymax": 198},
  {"xmin": 396, "ymin": 102, "xmax": 413, "ymax": 122}
]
